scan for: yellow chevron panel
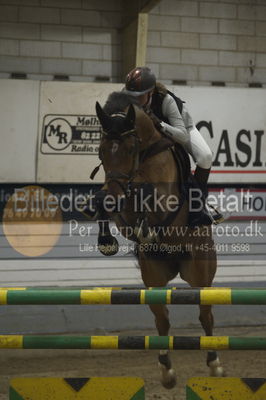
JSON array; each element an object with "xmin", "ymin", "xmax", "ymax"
[
  {"xmin": 10, "ymin": 377, "xmax": 145, "ymax": 400},
  {"xmin": 78, "ymin": 377, "xmax": 144, "ymax": 399},
  {"xmin": 187, "ymin": 377, "xmax": 266, "ymax": 400}
]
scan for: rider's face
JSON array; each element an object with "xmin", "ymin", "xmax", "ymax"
[{"xmin": 137, "ymin": 90, "xmax": 153, "ymax": 107}]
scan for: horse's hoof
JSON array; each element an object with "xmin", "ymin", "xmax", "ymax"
[
  {"xmin": 98, "ymin": 235, "xmax": 119, "ymax": 256},
  {"xmin": 208, "ymin": 358, "xmax": 225, "ymax": 377},
  {"xmin": 209, "ymin": 366, "xmax": 225, "ymax": 377},
  {"xmin": 158, "ymin": 363, "xmax": 177, "ymax": 389}
]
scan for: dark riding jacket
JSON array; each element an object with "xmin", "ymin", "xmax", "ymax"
[{"xmin": 149, "ymin": 83, "xmax": 194, "ymax": 147}]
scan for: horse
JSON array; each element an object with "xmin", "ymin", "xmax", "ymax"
[{"xmin": 94, "ymin": 91, "xmax": 224, "ymax": 389}]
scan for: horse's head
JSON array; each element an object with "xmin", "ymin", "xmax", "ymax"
[
  {"xmin": 96, "ymin": 91, "xmax": 160, "ymax": 214},
  {"xmin": 96, "ymin": 97, "xmax": 142, "ymax": 212}
]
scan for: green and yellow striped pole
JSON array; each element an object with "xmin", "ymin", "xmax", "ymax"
[
  {"xmin": 1, "ymin": 335, "xmax": 266, "ymax": 350},
  {"xmin": 1, "ymin": 288, "xmax": 266, "ymax": 305}
]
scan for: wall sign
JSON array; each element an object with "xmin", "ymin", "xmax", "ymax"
[{"xmin": 41, "ymin": 115, "xmax": 101, "ymax": 155}]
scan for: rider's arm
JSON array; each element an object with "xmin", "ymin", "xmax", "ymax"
[{"xmin": 160, "ymin": 94, "xmax": 191, "ymax": 146}]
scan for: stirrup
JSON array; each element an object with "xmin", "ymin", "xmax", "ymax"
[
  {"xmin": 212, "ymin": 213, "xmax": 225, "ymax": 225},
  {"xmin": 207, "ymin": 204, "xmax": 225, "ymax": 225}
]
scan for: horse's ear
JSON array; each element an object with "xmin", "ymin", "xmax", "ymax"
[
  {"xmin": 125, "ymin": 103, "xmax": 135, "ymax": 127},
  {"xmin": 95, "ymin": 101, "xmax": 112, "ymax": 131}
]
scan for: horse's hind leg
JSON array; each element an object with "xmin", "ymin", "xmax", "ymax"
[{"xmin": 149, "ymin": 304, "xmax": 177, "ymax": 389}]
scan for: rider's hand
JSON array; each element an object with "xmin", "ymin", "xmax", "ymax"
[{"xmin": 145, "ymin": 108, "xmax": 162, "ymax": 131}]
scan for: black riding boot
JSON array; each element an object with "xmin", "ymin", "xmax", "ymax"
[
  {"xmin": 194, "ymin": 166, "xmax": 210, "ymax": 200},
  {"xmin": 187, "ymin": 167, "xmax": 213, "ymax": 227},
  {"xmin": 195, "ymin": 167, "xmax": 224, "ymax": 225},
  {"xmin": 188, "ymin": 167, "xmax": 223, "ymax": 227}
]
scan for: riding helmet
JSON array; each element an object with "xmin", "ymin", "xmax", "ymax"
[{"xmin": 123, "ymin": 67, "xmax": 156, "ymax": 96}]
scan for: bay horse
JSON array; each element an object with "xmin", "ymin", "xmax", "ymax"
[{"xmin": 95, "ymin": 92, "xmax": 224, "ymax": 389}]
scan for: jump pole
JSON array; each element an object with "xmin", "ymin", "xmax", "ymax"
[
  {"xmin": 1, "ymin": 288, "xmax": 266, "ymax": 305},
  {"xmin": 1, "ymin": 335, "xmax": 266, "ymax": 350}
]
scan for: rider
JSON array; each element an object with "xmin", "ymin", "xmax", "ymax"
[{"xmin": 123, "ymin": 66, "xmax": 223, "ymax": 226}]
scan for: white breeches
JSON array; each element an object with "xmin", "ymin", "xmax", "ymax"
[{"xmin": 184, "ymin": 126, "xmax": 213, "ymax": 169}]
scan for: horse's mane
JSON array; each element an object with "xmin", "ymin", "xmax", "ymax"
[
  {"xmin": 103, "ymin": 91, "xmax": 139, "ymax": 115},
  {"xmin": 102, "ymin": 91, "xmax": 157, "ymax": 143}
]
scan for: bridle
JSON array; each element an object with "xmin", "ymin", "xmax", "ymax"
[{"xmin": 100, "ymin": 112, "xmax": 142, "ymax": 197}]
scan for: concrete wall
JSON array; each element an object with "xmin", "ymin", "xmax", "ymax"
[
  {"xmin": 148, "ymin": 0, "xmax": 266, "ymax": 86},
  {"xmin": 0, "ymin": 0, "xmax": 122, "ymax": 82},
  {"xmin": 0, "ymin": 0, "xmax": 266, "ymax": 86}
]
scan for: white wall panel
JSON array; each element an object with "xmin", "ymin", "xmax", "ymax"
[
  {"xmin": 37, "ymin": 81, "xmax": 123, "ymax": 183},
  {"xmin": 0, "ymin": 79, "xmax": 39, "ymax": 182},
  {"xmin": 169, "ymin": 85, "xmax": 266, "ymax": 183}
]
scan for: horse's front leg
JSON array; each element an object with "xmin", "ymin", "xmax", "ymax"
[
  {"xmin": 149, "ymin": 304, "xmax": 177, "ymax": 389},
  {"xmin": 199, "ymin": 304, "xmax": 225, "ymax": 377}
]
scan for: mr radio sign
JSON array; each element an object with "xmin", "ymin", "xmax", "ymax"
[{"xmin": 41, "ymin": 114, "xmax": 101, "ymax": 155}]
